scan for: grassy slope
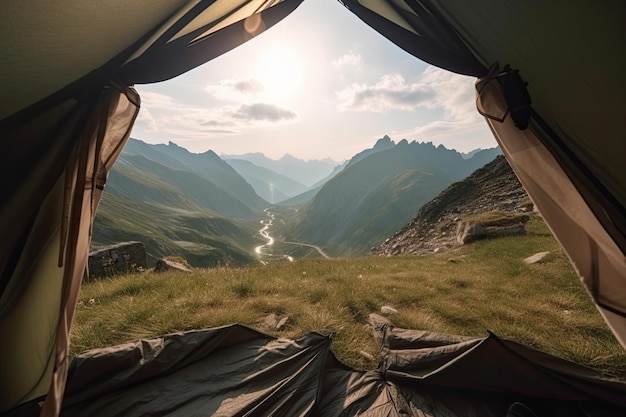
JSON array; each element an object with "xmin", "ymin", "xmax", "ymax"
[{"xmin": 72, "ymin": 215, "xmax": 626, "ymax": 377}]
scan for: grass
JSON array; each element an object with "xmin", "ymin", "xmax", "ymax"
[{"xmin": 71, "ymin": 215, "xmax": 626, "ymax": 377}]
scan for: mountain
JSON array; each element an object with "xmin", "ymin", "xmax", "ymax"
[
  {"xmin": 125, "ymin": 139, "xmax": 266, "ymax": 210},
  {"xmin": 343, "ymin": 135, "xmax": 396, "ymax": 169},
  {"xmin": 224, "ymin": 159, "xmax": 308, "ymax": 204},
  {"xmin": 277, "ymin": 162, "xmax": 348, "ymax": 207},
  {"xmin": 92, "ymin": 139, "xmax": 266, "ymax": 267},
  {"xmin": 221, "ymin": 152, "xmax": 338, "ymax": 187},
  {"xmin": 276, "ymin": 138, "xmax": 501, "ymax": 256},
  {"xmin": 374, "ymin": 155, "xmax": 532, "ymax": 256}
]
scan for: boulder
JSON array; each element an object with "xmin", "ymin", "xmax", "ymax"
[
  {"xmin": 457, "ymin": 215, "xmax": 529, "ymax": 244},
  {"xmin": 524, "ymin": 251, "xmax": 552, "ymax": 264},
  {"xmin": 87, "ymin": 241, "xmax": 147, "ymax": 281},
  {"xmin": 154, "ymin": 258, "xmax": 193, "ymax": 273}
]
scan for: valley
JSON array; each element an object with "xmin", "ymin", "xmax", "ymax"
[
  {"xmin": 92, "ymin": 136, "xmax": 502, "ymax": 267},
  {"xmin": 253, "ymin": 207, "xmax": 331, "ymax": 263}
]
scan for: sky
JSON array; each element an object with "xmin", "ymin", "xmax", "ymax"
[{"xmin": 131, "ymin": 0, "xmax": 496, "ymax": 162}]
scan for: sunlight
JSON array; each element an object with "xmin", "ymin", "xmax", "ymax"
[{"xmin": 254, "ymin": 42, "xmax": 304, "ymax": 102}]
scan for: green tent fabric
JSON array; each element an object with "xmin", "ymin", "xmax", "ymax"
[
  {"xmin": 0, "ymin": 1, "xmax": 304, "ymax": 414},
  {"xmin": 4, "ymin": 324, "xmax": 626, "ymax": 416},
  {"xmin": 1, "ymin": 0, "xmax": 625, "ymax": 416}
]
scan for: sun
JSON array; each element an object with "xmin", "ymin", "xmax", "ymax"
[{"xmin": 254, "ymin": 42, "xmax": 304, "ymax": 102}]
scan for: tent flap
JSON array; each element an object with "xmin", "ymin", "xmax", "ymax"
[{"xmin": 5, "ymin": 325, "xmax": 626, "ymax": 417}]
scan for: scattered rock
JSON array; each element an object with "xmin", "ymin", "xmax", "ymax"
[
  {"xmin": 154, "ymin": 258, "xmax": 193, "ymax": 273},
  {"xmin": 359, "ymin": 351, "xmax": 375, "ymax": 361},
  {"xmin": 276, "ymin": 317, "xmax": 289, "ymax": 330},
  {"xmin": 380, "ymin": 305, "xmax": 398, "ymax": 315},
  {"xmin": 261, "ymin": 314, "xmax": 289, "ymax": 330},
  {"xmin": 524, "ymin": 251, "xmax": 551, "ymax": 264},
  {"xmin": 263, "ymin": 313, "xmax": 278, "ymax": 328}
]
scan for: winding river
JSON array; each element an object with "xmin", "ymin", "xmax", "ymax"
[{"xmin": 254, "ymin": 207, "xmax": 331, "ymax": 263}]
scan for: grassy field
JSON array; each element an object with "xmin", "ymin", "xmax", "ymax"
[{"xmin": 72, "ymin": 215, "xmax": 626, "ymax": 377}]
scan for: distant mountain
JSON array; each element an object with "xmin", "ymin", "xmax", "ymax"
[
  {"xmin": 276, "ymin": 138, "xmax": 501, "ymax": 256},
  {"xmin": 276, "ymin": 136, "xmax": 397, "ymax": 208},
  {"xmin": 92, "ymin": 139, "xmax": 266, "ymax": 267},
  {"xmin": 461, "ymin": 147, "xmax": 501, "ymax": 160},
  {"xmin": 278, "ymin": 162, "xmax": 348, "ymax": 207},
  {"xmin": 344, "ymin": 135, "xmax": 396, "ymax": 169},
  {"xmin": 224, "ymin": 159, "xmax": 308, "ymax": 204},
  {"xmin": 125, "ymin": 139, "xmax": 266, "ymax": 210},
  {"xmin": 221, "ymin": 152, "xmax": 338, "ymax": 187}
]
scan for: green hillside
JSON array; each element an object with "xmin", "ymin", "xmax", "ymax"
[
  {"xmin": 74, "ymin": 215, "xmax": 626, "ymax": 377},
  {"xmin": 92, "ymin": 141, "xmax": 268, "ymax": 267}
]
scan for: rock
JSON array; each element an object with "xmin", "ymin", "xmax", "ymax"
[
  {"xmin": 380, "ymin": 305, "xmax": 398, "ymax": 315},
  {"xmin": 86, "ymin": 241, "xmax": 147, "ymax": 281},
  {"xmin": 359, "ymin": 351, "xmax": 375, "ymax": 361},
  {"xmin": 276, "ymin": 317, "xmax": 289, "ymax": 330},
  {"xmin": 154, "ymin": 258, "xmax": 193, "ymax": 273},
  {"xmin": 457, "ymin": 221, "xmax": 526, "ymax": 244},
  {"xmin": 524, "ymin": 251, "xmax": 551, "ymax": 264},
  {"xmin": 263, "ymin": 313, "xmax": 278, "ymax": 328}
]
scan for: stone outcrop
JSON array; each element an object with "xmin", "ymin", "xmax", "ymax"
[
  {"xmin": 87, "ymin": 241, "xmax": 147, "ymax": 281},
  {"xmin": 457, "ymin": 214, "xmax": 529, "ymax": 244}
]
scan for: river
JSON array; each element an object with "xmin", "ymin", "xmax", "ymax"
[{"xmin": 254, "ymin": 207, "xmax": 331, "ymax": 263}]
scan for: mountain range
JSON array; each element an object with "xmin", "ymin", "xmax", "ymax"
[
  {"xmin": 92, "ymin": 137, "xmax": 501, "ymax": 265},
  {"xmin": 221, "ymin": 152, "xmax": 337, "ymax": 188},
  {"xmin": 275, "ymin": 137, "xmax": 501, "ymax": 256},
  {"xmin": 92, "ymin": 139, "xmax": 266, "ymax": 266}
]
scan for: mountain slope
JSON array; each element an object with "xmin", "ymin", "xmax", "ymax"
[
  {"xmin": 92, "ymin": 140, "xmax": 267, "ymax": 267},
  {"xmin": 374, "ymin": 155, "xmax": 532, "ymax": 256},
  {"xmin": 124, "ymin": 139, "xmax": 267, "ymax": 210},
  {"xmin": 277, "ymin": 139, "xmax": 500, "ymax": 256}
]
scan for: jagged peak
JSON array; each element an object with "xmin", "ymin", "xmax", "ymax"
[{"xmin": 375, "ymin": 135, "xmax": 395, "ymax": 148}]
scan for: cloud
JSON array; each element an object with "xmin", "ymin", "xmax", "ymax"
[
  {"xmin": 231, "ymin": 103, "xmax": 297, "ymax": 122},
  {"xmin": 135, "ymin": 106, "xmax": 158, "ymax": 132},
  {"xmin": 133, "ymin": 88, "xmax": 299, "ymax": 145},
  {"xmin": 139, "ymin": 91, "xmax": 176, "ymax": 109},
  {"xmin": 336, "ymin": 66, "xmax": 492, "ymax": 149},
  {"xmin": 205, "ymin": 78, "xmax": 265, "ymax": 101},
  {"xmin": 331, "ymin": 52, "xmax": 362, "ymax": 68},
  {"xmin": 336, "ymin": 67, "xmax": 475, "ymax": 117}
]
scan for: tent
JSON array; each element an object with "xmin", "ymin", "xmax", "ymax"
[{"xmin": 1, "ymin": 0, "xmax": 624, "ymax": 416}]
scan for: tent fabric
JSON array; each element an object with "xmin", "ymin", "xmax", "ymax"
[
  {"xmin": 0, "ymin": 1, "xmax": 303, "ymax": 414},
  {"xmin": 1, "ymin": 0, "xmax": 626, "ymax": 415},
  {"xmin": 340, "ymin": 0, "xmax": 626, "ymax": 342},
  {"xmin": 4, "ymin": 325, "xmax": 626, "ymax": 417},
  {"xmin": 475, "ymin": 75, "xmax": 626, "ymax": 347}
]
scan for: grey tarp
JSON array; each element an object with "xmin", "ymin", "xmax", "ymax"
[{"xmin": 4, "ymin": 324, "xmax": 626, "ymax": 417}]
